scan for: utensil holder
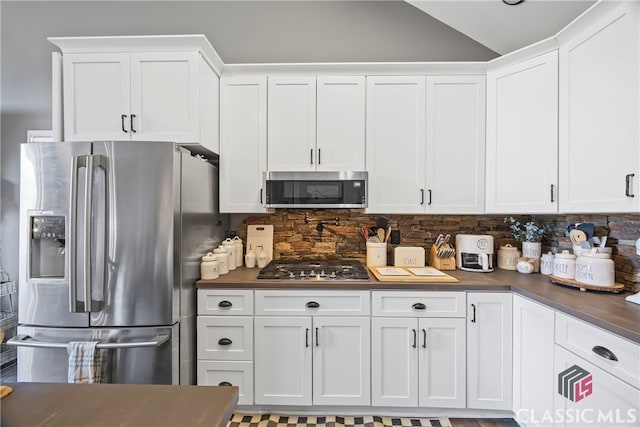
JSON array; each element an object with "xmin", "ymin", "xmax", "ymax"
[
  {"xmin": 366, "ymin": 242, "xmax": 387, "ymax": 267},
  {"xmin": 428, "ymin": 244, "xmax": 456, "ymax": 270}
]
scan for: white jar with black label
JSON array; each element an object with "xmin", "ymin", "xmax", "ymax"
[
  {"xmin": 553, "ymin": 250, "xmax": 576, "ymax": 279},
  {"xmin": 575, "ymin": 251, "xmax": 615, "ymax": 286},
  {"xmin": 200, "ymin": 252, "xmax": 219, "ymax": 280},
  {"xmin": 213, "ymin": 247, "xmax": 229, "ymax": 275},
  {"xmin": 222, "ymin": 238, "xmax": 237, "ymax": 270}
]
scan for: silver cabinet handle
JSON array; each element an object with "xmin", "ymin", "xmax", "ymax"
[{"xmin": 7, "ymin": 334, "xmax": 169, "ymax": 349}]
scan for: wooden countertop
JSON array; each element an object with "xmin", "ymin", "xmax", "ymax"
[
  {"xmin": 0, "ymin": 382, "xmax": 238, "ymax": 427},
  {"xmin": 198, "ymin": 267, "xmax": 640, "ymax": 344}
]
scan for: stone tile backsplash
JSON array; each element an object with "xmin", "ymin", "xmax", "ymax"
[{"xmin": 235, "ymin": 210, "xmax": 640, "ymax": 291}]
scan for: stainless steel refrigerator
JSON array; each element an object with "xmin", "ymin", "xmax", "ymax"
[{"xmin": 9, "ymin": 141, "xmax": 227, "ymax": 385}]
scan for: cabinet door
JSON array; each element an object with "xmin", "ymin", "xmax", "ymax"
[
  {"xmin": 418, "ymin": 317, "xmax": 466, "ymax": 408},
  {"xmin": 426, "ymin": 76, "xmax": 486, "ymax": 214},
  {"xmin": 371, "ymin": 317, "xmax": 418, "ymax": 407},
  {"xmin": 513, "ymin": 295, "xmax": 555, "ymax": 426},
  {"xmin": 219, "ymin": 76, "xmax": 267, "ymax": 213},
  {"xmin": 62, "ymin": 53, "xmax": 130, "ymax": 141},
  {"xmin": 553, "ymin": 345, "xmax": 640, "ymax": 427},
  {"xmin": 467, "ymin": 292, "xmax": 513, "ymax": 410},
  {"xmin": 366, "ymin": 76, "xmax": 426, "ymax": 213},
  {"xmin": 559, "ymin": 1, "xmax": 639, "ymax": 212},
  {"xmin": 254, "ymin": 316, "xmax": 312, "ymax": 405},
  {"xmin": 129, "ymin": 52, "xmax": 200, "ymax": 142},
  {"xmin": 486, "ymin": 51, "xmax": 559, "ymax": 213},
  {"xmin": 312, "ymin": 316, "xmax": 370, "ymax": 406},
  {"xmin": 267, "ymin": 77, "xmax": 316, "ymax": 171},
  {"xmin": 316, "ymin": 76, "xmax": 366, "ymax": 171}
]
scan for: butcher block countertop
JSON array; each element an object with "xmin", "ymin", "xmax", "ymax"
[
  {"xmin": 197, "ymin": 267, "xmax": 640, "ymax": 344},
  {"xmin": 0, "ymin": 382, "xmax": 238, "ymax": 427}
]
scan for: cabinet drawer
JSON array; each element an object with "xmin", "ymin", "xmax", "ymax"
[
  {"xmin": 255, "ymin": 290, "xmax": 370, "ymax": 316},
  {"xmin": 372, "ymin": 291, "xmax": 466, "ymax": 317},
  {"xmin": 197, "ymin": 360, "xmax": 253, "ymax": 405},
  {"xmin": 555, "ymin": 312, "xmax": 640, "ymax": 389},
  {"xmin": 196, "ymin": 316, "xmax": 253, "ymax": 360},
  {"xmin": 198, "ymin": 289, "xmax": 253, "ymax": 315}
]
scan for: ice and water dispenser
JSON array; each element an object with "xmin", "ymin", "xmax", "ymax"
[{"xmin": 30, "ymin": 215, "xmax": 65, "ymax": 279}]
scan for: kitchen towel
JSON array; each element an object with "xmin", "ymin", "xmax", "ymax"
[{"xmin": 67, "ymin": 341, "xmax": 102, "ymax": 384}]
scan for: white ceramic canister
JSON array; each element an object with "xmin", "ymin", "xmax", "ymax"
[
  {"xmin": 553, "ymin": 250, "xmax": 576, "ymax": 279},
  {"xmin": 497, "ymin": 244, "xmax": 520, "ymax": 270},
  {"xmin": 213, "ymin": 247, "xmax": 229, "ymax": 275},
  {"xmin": 200, "ymin": 252, "xmax": 219, "ymax": 280},
  {"xmin": 366, "ymin": 242, "xmax": 387, "ymax": 267},
  {"xmin": 575, "ymin": 251, "xmax": 615, "ymax": 286},
  {"xmin": 221, "ymin": 238, "xmax": 236, "ymax": 270},
  {"xmin": 245, "ymin": 245, "xmax": 256, "ymax": 268},
  {"xmin": 540, "ymin": 252, "xmax": 554, "ymax": 275},
  {"xmin": 233, "ymin": 236, "xmax": 243, "ymax": 267}
]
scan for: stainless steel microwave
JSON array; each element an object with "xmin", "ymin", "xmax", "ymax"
[{"xmin": 263, "ymin": 171, "xmax": 367, "ymax": 208}]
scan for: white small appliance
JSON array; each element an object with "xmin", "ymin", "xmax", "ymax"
[{"xmin": 456, "ymin": 234, "xmax": 495, "ymax": 272}]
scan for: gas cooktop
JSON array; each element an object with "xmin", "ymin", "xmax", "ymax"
[{"xmin": 256, "ymin": 259, "xmax": 369, "ymax": 281}]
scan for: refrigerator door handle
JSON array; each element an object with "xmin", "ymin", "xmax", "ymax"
[
  {"xmin": 69, "ymin": 155, "xmax": 88, "ymax": 313},
  {"xmin": 86, "ymin": 154, "xmax": 109, "ymax": 313},
  {"xmin": 7, "ymin": 334, "xmax": 170, "ymax": 349}
]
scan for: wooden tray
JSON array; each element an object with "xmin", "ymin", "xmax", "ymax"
[
  {"xmin": 369, "ymin": 266, "xmax": 459, "ymax": 283},
  {"xmin": 548, "ymin": 274, "xmax": 624, "ymax": 293}
]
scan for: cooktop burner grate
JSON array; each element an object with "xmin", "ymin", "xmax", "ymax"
[{"xmin": 257, "ymin": 259, "xmax": 369, "ymax": 280}]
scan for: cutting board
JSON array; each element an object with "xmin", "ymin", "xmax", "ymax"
[
  {"xmin": 246, "ymin": 225, "xmax": 273, "ymax": 263},
  {"xmin": 369, "ymin": 266, "xmax": 459, "ymax": 283}
]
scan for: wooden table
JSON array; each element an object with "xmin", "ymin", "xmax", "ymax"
[{"xmin": 1, "ymin": 382, "xmax": 238, "ymax": 427}]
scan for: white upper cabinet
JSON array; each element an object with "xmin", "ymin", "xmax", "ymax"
[
  {"xmin": 267, "ymin": 77, "xmax": 317, "ymax": 171},
  {"xmin": 366, "ymin": 76, "xmax": 427, "ymax": 214},
  {"xmin": 558, "ymin": 1, "xmax": 639, "ymax": 212},
  {"xmin": 54, "ymin": 36, "xmax": 221, "ymax": 153},
  {"xmin": 316, "ymin": 76, "xmax": 366, "ymax": 171},
  {"xmin": 426, "ymin": 76, "xmax": 486, "ymax": 214},
  {"xmin": 62, "ymin": 52, "xmax": 130, "ymax": 142},
  {"xmin": 485, "ymin": 50, "xmax": 559, "ymax": 214},
  {"xmin": 220, "ymin": 76, "xmax": 268, "ymax": 213},
  {"xmin": 366, "ymin": 75, "xmax": 485, "ymax": 214}
]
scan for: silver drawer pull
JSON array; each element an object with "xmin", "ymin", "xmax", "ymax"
[{"xmin": 592, "ymin": 345, "xmax": 618, "ymax": 361}]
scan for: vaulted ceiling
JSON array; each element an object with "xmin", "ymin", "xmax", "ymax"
[{"xmin": 407, "ymin": 0, "xmax": 596, "ymax": 55}]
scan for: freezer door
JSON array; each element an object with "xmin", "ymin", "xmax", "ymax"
[
  {"xmin": 90, "ymin": 141, "xmax": 178, "ymax": 327},
  {"xmin": 19, "ymin": 142, "xmax": 92, "ymax": 327},
  {"xmin": 13, "ymin": 324, "xmax": 177, "ymax": 384}
]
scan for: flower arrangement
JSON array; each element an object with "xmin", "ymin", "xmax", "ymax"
[{"xmin": 504, "ymin": 216, "xmax": 550, "ymax": 243}]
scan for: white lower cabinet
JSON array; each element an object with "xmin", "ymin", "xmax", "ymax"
[
  {"xmin": 197, "ymin": 290, "xmax": 254, "ymax": 405},
  {"xmin": 371, "ymin": 291, "xmax": 466, "ymax": 408},
  {"xmin": 553, "ymin": 346, "xmax": 640, "ymax": 427},
  {"xmin": 467, "ymin": 292, "xmax": 513, "ymax": 410},
  {"xmin": 512, "ymin": 295, "xmax": 555, "ymax": 426},
  {"xmin": 253, "ymin": 291, "xmax": 371, "ymax": 406}
]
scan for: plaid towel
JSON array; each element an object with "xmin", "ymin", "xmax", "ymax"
[{"xmin": 67, "ymin": 341, "xmax": 102, "ymax": 384}]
